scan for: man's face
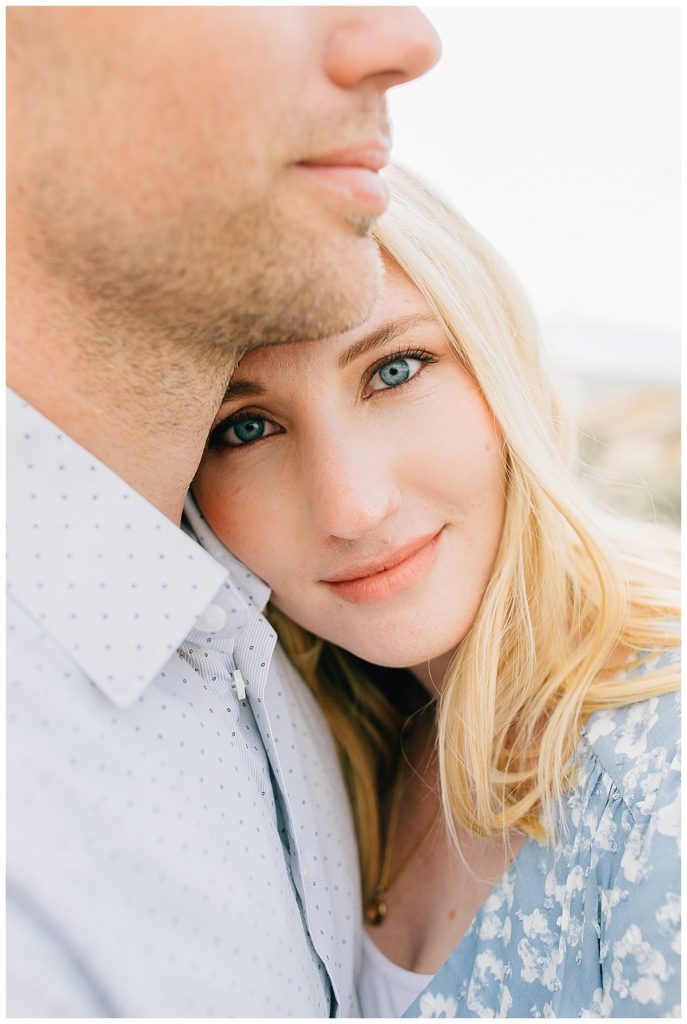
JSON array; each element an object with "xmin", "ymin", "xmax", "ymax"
[{"xmin": 8, "ymin": 7, "xmax": 440, "ymax": 351}]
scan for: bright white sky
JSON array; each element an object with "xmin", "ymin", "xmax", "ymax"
[{"xmin": 388, "ymin": 5, "xmax": 680, "ymax": 379}]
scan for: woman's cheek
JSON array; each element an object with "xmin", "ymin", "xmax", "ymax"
[
  {"xmin": 194, "ymin": 471, "xmax": 258, "ymax": 568},
  {"xmin": 224, "ymin": 486, "xmax": 295, "ymax": 587}
]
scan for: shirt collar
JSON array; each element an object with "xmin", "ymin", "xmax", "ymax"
[{"xmin": 7, "ymin": 388, "xmax": 234, "ymax": 708}]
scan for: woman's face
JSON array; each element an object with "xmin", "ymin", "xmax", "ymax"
[{"xmin": 193, "ymin": 260, "xmax": 507, "ymax": 678}]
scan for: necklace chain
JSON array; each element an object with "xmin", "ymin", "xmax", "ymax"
[{"xmin": 365, "ymin": 725, "xmax": 438, "ymax": 926}]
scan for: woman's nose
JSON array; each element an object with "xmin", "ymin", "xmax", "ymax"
[{"xmin": 306, "ymin": 434, "xmax": 402, "ymax": 541}]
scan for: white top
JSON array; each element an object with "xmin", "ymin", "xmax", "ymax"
[
  {"xmin": 358, "ymin": 930, "xmax": 434, "ymax": 1018},
  {"xmin": 6, "ymin": 389, "xmax": 362, "ymax": 1017}
]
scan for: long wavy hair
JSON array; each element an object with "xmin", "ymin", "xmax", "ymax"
[{"xmin": 268, "ymin": 165, "xmax": 680, "ymax": 903}]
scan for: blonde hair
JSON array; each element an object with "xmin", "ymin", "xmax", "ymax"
[{"xmin": 268, "ymin": 165, "xmax": 680, "ymax": 902}]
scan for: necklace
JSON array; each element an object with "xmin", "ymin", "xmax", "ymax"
[{"xmin": 365, "ymin": 740, "xmax": 439, "ymax": 926}]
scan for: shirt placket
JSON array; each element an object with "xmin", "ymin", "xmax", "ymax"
[
  {"xmin": 179, "ymin": 632, "xmax": 241, "ymax": 702},
  {"xmin": 179, "ymin": 625, "xmax": 273, "ymax": 797}
]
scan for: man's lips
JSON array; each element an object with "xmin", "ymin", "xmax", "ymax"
[
  {"xmin": 295, "ymin": 142, "xmax": 391, "ymax": 215},
  {"xmin": 298, "ymin": 144, "xmax": 390, "ymax": 172}
]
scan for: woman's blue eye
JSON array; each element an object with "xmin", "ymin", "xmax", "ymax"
[
  {"xmin": 219, "ymin": 415, "xmax": 279, "ymax": 448},
  {"xmin": 369, "ymin": 356, "xmax": 424, "ymax": 392},
  {"xmin": 233, "ymin": 418, "xmax": 265, "ymax": 443}
]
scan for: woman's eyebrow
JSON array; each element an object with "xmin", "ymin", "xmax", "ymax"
[
  {"xmin": 337, "ymin": 313, "xmax": 437, "ymax": 369},
  {"xmin": 221, "ymin": 379, "xmax": 266, "ymax": 403}
]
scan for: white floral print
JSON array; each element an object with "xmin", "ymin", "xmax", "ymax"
[
  {"xmin": 419, "ymin": 992, "xmax": 459, "ymax": 1017},
  {"xmin": 403, "ymin": 649, "xmax": 680, "ymax": 1018}
]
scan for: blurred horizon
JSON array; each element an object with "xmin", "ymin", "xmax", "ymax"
[{"xmin": 389, "ymin": 6, "xmax": 680, "ymax": 385}]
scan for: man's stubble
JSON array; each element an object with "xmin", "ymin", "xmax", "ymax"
[{"xmin": 28, "ymin": 167, "xmax": 383, "ymax": 370}]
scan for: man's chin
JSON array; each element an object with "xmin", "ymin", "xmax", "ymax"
[
  {"xmin": 256, "ymin": 232, "xmax": 384, "ymax": 346},
  {"xmin": 345, "ymin": 211, "xmax": 375, "ymax": 238}
]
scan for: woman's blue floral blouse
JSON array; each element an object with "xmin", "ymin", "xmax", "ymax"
[{"xmin": 404, "ymin": 649, "xmax": 680, "ymax": 1018}]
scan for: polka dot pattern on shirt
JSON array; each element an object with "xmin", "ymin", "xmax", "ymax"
[{"xmin": 7, "ymin": 391, "xmax": 361, "ymax": 1017}]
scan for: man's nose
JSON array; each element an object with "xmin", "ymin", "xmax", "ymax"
[
  {"xmin": 306, "ymin": 435, "xmax": 402, "ymax": 542},
  {"xmin": 323, "ymin": 7, "xmax": 441, "ymax": 92}
]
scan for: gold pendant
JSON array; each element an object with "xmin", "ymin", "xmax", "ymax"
[{"xmin": 365, "ymin": 887, "xmax": 388, "ymax": 926}]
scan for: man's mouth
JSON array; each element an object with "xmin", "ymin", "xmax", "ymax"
[{"xmin": 295, "ymin": 140, "xmax": 391, "ymax": 216}]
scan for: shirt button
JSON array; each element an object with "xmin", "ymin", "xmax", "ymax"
[{"xmin": 195, "ymin": 603, "xmax": 227, "ymax": 633}]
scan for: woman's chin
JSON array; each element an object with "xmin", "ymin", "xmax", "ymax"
[
  {"xmin": 270, "ymin": 595, "xmax": 469, "ymax": 678},
  {"xmin": 332, "ymin": 636, "xmax": 457, "ymax": 675}
]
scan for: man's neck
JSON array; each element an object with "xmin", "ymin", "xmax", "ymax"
[{"xmin": 8, "ymin": 270, "xmax": 231, "ymax": 525}]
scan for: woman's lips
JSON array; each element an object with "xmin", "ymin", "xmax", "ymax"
[{"xmin": 322, "ymin": 529, "xmax": 443, "ymax": 605}]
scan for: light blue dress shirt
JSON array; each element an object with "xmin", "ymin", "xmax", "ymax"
[
  {"xmin": 6, "ymin": 389, "xmax": 362, "ymax": 1017},
  {"xmin": 403, "ymin": 652, "xmax": 680, "ymax": 1018}
]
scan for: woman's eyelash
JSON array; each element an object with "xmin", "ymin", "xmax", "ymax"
[
  {"xmin": 365, "ymin": 347, "xmax": 436, "ymax": 390},
  {"xmin": 207, "ymin": 408, "xmax": 273, "ymax": 450}
]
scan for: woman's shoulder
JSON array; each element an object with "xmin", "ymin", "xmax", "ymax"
[{"xmin": 580, "ymin": 647, "xmax": 680, "ymax": 825}]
